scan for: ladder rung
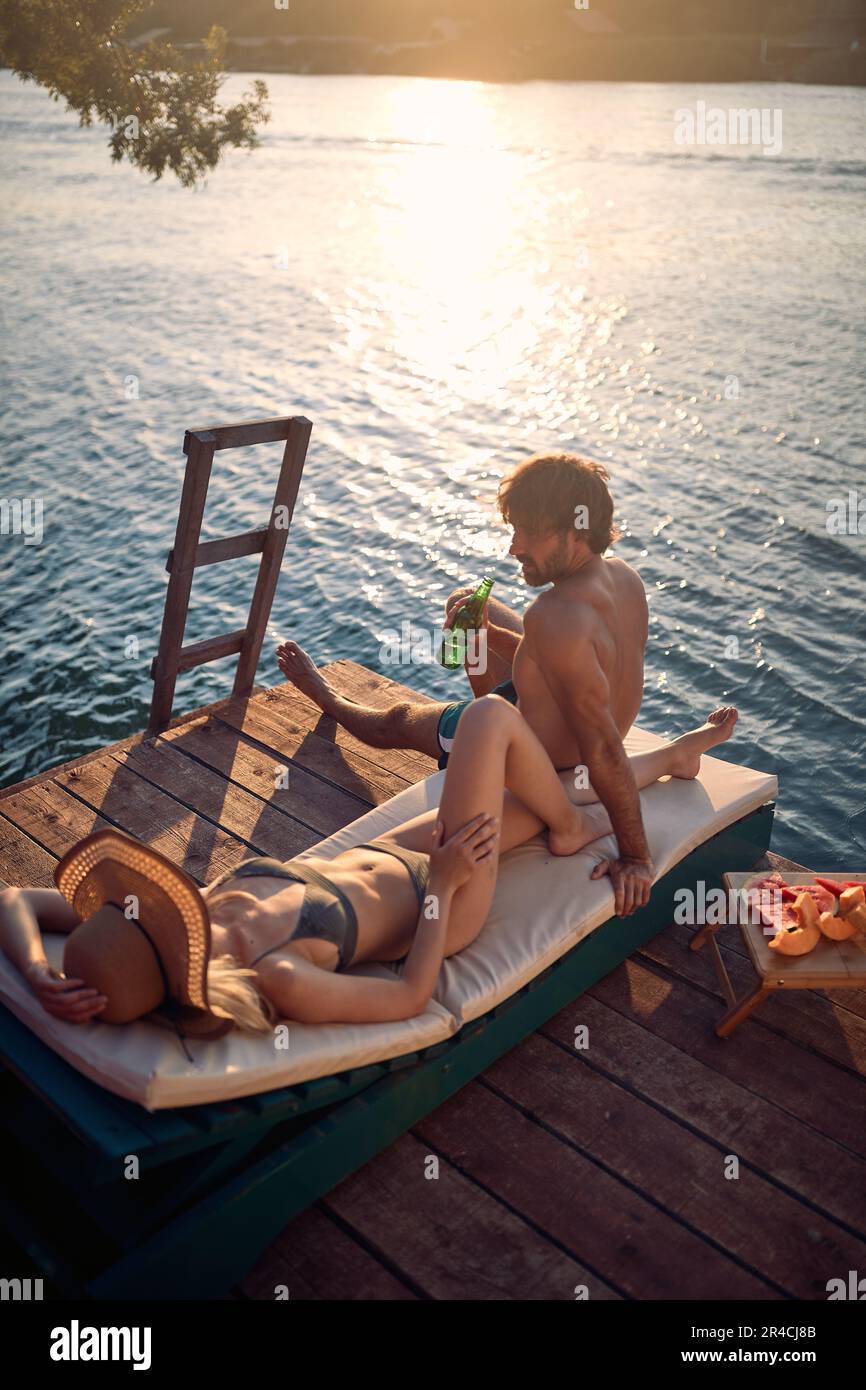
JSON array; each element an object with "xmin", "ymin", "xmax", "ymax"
[
  {"xmin": 184, "ymin": 415, "xmax": 310, "ymax": 453},
  {"xmin": 165, "ymin": 528, "xmax": 269, "ymax": 574},
  {"xmin": 174, "ymin": 630, "xmax": 247, "ymax": 675}
]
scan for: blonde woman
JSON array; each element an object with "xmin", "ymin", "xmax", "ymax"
[{"xmin": 0, "ymin": 698, "xmax": 737, "ymax": 1035}]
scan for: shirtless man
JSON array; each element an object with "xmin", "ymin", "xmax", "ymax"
[{"xmin": 277, "ymin": 453, "xmax": 729, "ymax": 916}]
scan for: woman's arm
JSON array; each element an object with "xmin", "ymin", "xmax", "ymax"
[
  {"xmin": 0, "ymin": 886, "xmax": 107, "ymax": 1023},
  {"xmin": 260, "ymin": 814, "xmax": 498, "ymax": 1025}
]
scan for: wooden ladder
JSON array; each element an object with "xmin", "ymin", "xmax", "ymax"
[{"xmin": 147, "ymin": 415, "xmax": 312, "ymax": 734}]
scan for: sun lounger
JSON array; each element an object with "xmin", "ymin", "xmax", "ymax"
[{"xmin": 0, "ymin": 726, "xmax": 776, "ymax": 1297}]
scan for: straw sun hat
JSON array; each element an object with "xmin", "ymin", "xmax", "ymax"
[{"xmin": 54, "ymin": 829, "xmax": 233, "ymax": 1040}]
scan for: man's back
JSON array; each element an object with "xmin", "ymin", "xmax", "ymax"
[{"xmin": 511, "ymin": 555, "xmax": 648, "ymax": 771}]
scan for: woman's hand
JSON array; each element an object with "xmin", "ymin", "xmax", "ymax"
[
  {"xmin": 429, "ymin": 813, "xmax": 499, "ymax": 891},
  {"xmin": 24, "ymin": 961, "xmax": 107, "ymax": 1024}
]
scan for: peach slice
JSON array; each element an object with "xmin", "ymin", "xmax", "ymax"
[
  {"xmin": 842, "ymin": 903, "xmax": 866, "ymax": 934},
  {"xmin": 840, "ymin": 885, "xmax": 866, "ymax": 917},
  {"xmin": 818, "ymin": 910, "xmax": 857, "ymax": 941},
  {"xmin": 768, "ymin": 891, "xmax": 821, "ymax": 956}
]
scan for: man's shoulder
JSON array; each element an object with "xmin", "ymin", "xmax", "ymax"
[
  {"xmin": 524, "ymin": 587, "xmax": 596, "ymax": 642},
  {"xmin": 605, "ymin": 552, "xmax": 647, "ymax": 595}
]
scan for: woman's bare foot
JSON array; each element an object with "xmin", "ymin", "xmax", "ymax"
[
  {"xmin": 276, "ymin": 641, "xmax": 335, "ymax": 711},
  {"xmin": 549, "ymin": 802, "xmax": 612, "ymax": 857},
  {"xmin": 667, "ymin": 706, "xmax": 739, "ymax": 779}
]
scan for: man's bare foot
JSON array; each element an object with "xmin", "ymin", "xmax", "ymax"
[
  {"xmin": 549, "ymin": 802, "xmax": 612, "ymax": 857},
  {"xmin": 668, "ymin": 706, "xmax": 739, "ymax": 779},
  {"xmin": 276, "ymin": 641, "xmax": 335, "ymax": 711}
]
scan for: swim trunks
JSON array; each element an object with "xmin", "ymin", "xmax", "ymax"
[{"xmin": 435, "ymin": 678, "xmax": 519, "ymax": 770}]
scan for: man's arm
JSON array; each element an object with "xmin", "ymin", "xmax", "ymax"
[
  {"xmin": 443, "ymin": 591, "xmax": 522, "ymax": 664},
  {"xmin": 526, "ymin": 605, "xmax": 653, "ymax": 916},
  {"xmin": 486, "ymin": 623, "xmax": 522, "ymax": 663}
]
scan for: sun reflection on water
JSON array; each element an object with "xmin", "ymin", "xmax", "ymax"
[{"xmin": 350, "ymin": 80, "xmax": 573, "ymax": 403}]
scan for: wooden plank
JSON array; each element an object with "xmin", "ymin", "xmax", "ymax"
[
  {"xmin": 115, "ymin": 740, "xmax": 317, "ymax": 861},
  {"xmin": 263, "ymin": 683, "xmax": 434, "ymax": 783},
  {"xmin": 148, "ymin": 433, "xmax": 216, "ymax": 733},
  {"xmin": 543, "ymin": 989, "xmax": 866, "ymax": 1234},
  {"xmin": 185, "ymin": 416, "xmax": 311, "ymax": 453},
  {"xmin": 158, "ymin": 715, "xmax": 373, "ymax": 836},
  {"xmin": 0, "ymin": 782, "xmax": 114, "ymax": 862},
  {"xmin": 477, "ymin": 1029, "xmax": 866, "ymax": 1299},
  {"xmin": 233, "ymin": 417, "xmax": 312, "ymax": 697},
  {"xmin": 588, "ymin": 954, "xmax": 866, "ymax": 1159},
  {"xmin": 2, "ymin": 765, "xmax": 244, "ymax": 887},
  {"xmin": 0, "ymin": 815, "xmax": 58, "ymax": 888},
  {"xmin": 643, "ymin": 924, "xmax": 866, "ymax": 1063},
  {"xmin": 0, "ymin": 688, "xmax": 266, "ymax": 805},
  {"xmin": 240, "ymin": 1205, "xmax": 417, "ymax": 1301},
  {"xmin": 324, "ymin": 1131, "xmax": 622, "ymax": 1300},
  {"xmin": 217, "ymin": 695, "xmax": 412, "ymax": 806},
  {"xmin": 412, "ymin": 1080, "xmax": 775, "ymax": 1299},
  {"xmin": 167, "ymin": 527, "xmax": 268, "ymax": 573},
  {"xmin": 50, "ymin": 756, "xmax": 256, "ymax": 885}
]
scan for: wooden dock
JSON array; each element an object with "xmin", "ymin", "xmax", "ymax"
[{"xmin": 2, "ymin": 662, "xmax": 865, "ymax": 1300}]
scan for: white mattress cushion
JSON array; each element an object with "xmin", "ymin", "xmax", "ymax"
[{"xmin": 0, "ymin": 726, "xmax": 776, "ymax": 1109}]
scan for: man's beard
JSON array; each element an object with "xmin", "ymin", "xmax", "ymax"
[{"xmin": 520, "ymin": 539, "xmax": 569, "ymax": 586}]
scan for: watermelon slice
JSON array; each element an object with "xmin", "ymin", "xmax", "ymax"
[{"xmin": 744, "ymin": 875, "xmax": 834, "ymax": 934}]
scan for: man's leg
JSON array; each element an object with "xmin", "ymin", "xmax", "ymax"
[
  {"xmin": 444, "ymin": 585, "xmax": 524, "ymax": 698},
  {"xmin": 276, "ymin": 640, "xmax": 445, "ymax": 758}
]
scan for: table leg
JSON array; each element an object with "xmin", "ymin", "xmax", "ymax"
[
  {"xmin": 689, "ymin": 922, "xmax": 720, "ymax": 952},
  {"xmin": 715, "ymin": 982, "xmax": 774, "ymax": 1039}
]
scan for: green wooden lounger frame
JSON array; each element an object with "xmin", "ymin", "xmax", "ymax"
[{"xmin": 0, "ymin": 802, "xmax": 774, "ymax": 1299}]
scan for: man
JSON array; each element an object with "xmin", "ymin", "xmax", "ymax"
[{"xmin": 276, "ymin": 452, "xmax": 653, "ymax": 915}]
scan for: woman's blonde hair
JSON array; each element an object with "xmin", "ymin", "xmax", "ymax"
[
  {"xmin": 207, "ymin": 953, "xmax": 276, "ymax": 1034},
  {"xmin": 203, "ymin": 887, "xmax": 277, "ymax": 1034}
]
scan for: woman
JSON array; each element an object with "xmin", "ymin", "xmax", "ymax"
[{"xmin": 0, "ymin": 698, "xmax": 737, "ymax": 1034}]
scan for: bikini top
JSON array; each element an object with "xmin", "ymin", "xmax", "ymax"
[{"xmin": 207, "ymin": 841, "xmax": 429, "ymax": 973}]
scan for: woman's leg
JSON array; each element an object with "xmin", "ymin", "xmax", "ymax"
[
  {"xmin": 413, "ymin": 694, "xmax": 600, "ymax": 954},
  {"xmin": 384, "ymin": 706, "xmax": 740, "ymax": 859}
]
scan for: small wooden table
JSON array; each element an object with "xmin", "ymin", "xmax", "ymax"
[{"xmin": 690, "ymin": 868, "xmax": 866, "ymax": 1037}]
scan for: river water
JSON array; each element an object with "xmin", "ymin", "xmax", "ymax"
[{"xmin": 1, "ymin": 73, "xmax": 864, "ymax": 864}]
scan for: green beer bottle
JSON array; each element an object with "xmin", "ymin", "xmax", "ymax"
[{"xmin": 439, "ymin": 577, "xmax": 495, "ymax": 669}]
